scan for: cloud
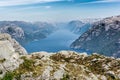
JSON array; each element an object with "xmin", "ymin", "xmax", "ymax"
[
  {"xmin": 45, "ymin": 6, "xmax": 52, "ymax": 9},
  {"xmin": 84, "ymin": 0, "xmax": 120, "ymax": 4},
  {"xmin": 0, "ymin": 0, "xmax": 62, "ymax": 7}
]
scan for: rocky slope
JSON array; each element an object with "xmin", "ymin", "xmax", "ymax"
[
  {"xmin": 0, "ymin": 51, "xmax": 120, "ymax": 80},
  {"xmin": 0, "ymin": 33, "xmax": 27, "ymax": 78},
  {"xmin": 71, "ymin": 15, "xmax": 120, "ymax": 58},
  {"xmin": 0, "ymin": 33, "xmax": 27, "ymax": 56},
  {"xmin": 0, "ymin": 25, "xmax": 25, "ymax": 41},
  {"xmin": 67, "ymin": 20, "xmax": 91, "ymax": 34}
]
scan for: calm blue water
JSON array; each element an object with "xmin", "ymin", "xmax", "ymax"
[{"xmin": 23, "ymin": 29, "xmax": 90, "ymax": 54}]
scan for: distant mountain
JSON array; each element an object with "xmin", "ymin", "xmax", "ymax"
[
  {"xmin": 0, "ymin": 21, "xmax": 57, "ymax": 44},
  {"xmin": 67, "ymin": 20, "xmax": 91, "ymax": 34},
  {"xmin": 80, "ymin": 18, "xmax": 102, "ymax": 24},
  {"xmin": 71, "ymin": 15, "xmax": 120, "ymax": 57},
  {"xmin": 0, "ymin": 24, "xmax": 25, "ymax": 41}
]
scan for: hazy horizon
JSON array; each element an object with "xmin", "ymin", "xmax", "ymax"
[{"xmin": 0, "ymin": 0, "xmax": 120, "ymax": 22}]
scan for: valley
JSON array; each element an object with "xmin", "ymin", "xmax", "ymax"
[
  {"xmin": 0, "ymin": 0, "xmax": 120, "ymax": 79},
  {"xmin": 0, "ymin": 20, "xmax": 92, "ymax": 53},
  {"xmin": 24, "ymin": 28, "xmax": 79, "ymax": 53},
  {"xmin": 0, "ymin": 16, "xmax": 120, "ymax": 57}
]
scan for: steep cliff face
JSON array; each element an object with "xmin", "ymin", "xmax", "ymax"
[
  {"xmin": 67, "ymin": 20, "xmax": 91, "ymax": 34},
  {"xmin": 0, "ymin": 25, "xmax": 25, "ymax": 41},
  {"xmin": 0, "ymin": 33, "xmax": 27, "ymax": 56},
  {"xmin": 71, "ymin": 15, "xmax": 120, "ymax": 57},
  {"xmin": 0, "ymin": 33, "xmax": 27, "ymax": 78},
  {"xmin": 0, "ymin": 51, "xmax": 120, "ymax": 80}
]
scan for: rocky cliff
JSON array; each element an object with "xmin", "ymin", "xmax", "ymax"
[
  {"xmin": 67, "ymin": 20, "xmax": 91, "ymax": 34},
  {"xmin": 0, "ymin": 33, "xmax": 27, "ymax": 56},
  {"xmin": 0, "ymin": 25, "xmax": 25, "ymax": 41},
  {"xmin": 71, "ymin": 15, "xmax": 120, "ymax": 57},
  {"xmin": 0, "ymin": 33, "xmax": 27, "ymax": 79}
]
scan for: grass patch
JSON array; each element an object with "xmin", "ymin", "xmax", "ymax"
[
  {"xmin": 61, "ymin": 74, "xmax": 70, "ymax": 80},
  {"xmin": 12, "ymin": 56, "xmax": 45, "ymax": 79},
  {"xmin": 1, "ymin": 72, "xmax": 14, "ymax": 80}
]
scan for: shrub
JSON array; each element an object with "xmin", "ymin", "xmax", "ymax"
[
  {"xmin": 0, "ymin": 58, "xmax": 6, "ymax": 63},
  {"xmin": 2, "ymin": 72, "xmax": 14, "ymax": 80},
  {"xmin": 61, "ymin": 74, "xmax": 70, "ymax": 80},
  {"xmin": 20, "ymin": 56, "xmax": 35, "ymax": 71}
]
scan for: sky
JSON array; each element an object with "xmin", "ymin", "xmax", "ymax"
[{"xmin": 0, "ymin": 0, "xmax": 120, "ymax": 22}]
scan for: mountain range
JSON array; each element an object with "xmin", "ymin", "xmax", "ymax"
[
  {"xmin": 71, "ymin": 15, "xmax": 120, "ymax": 58},
  {"xmin": 0, "ymin": 20, "xmax": 92, "ymax": 46},
  {"xmin": 0, "ymin": 16, "xmax": 120, "ymax": 79},
  {"xmin": 1, "ymin": 17, "xmax": 120, "ymax": 58},
  {"xmin": 0, "ymin": 21, "xmax": 57, "ymax": 45}
]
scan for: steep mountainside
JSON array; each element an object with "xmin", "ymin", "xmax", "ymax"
[
  {"xmin": 0, "ymin": 25, "xmax": 25, "ymax": 41},
  {"xmin": 0, "ymin": 33, "xmax": 27, "ymax": 78},
  {"xmin": 0, "ymin": 21, "xmax": 56, "ymax": 44},
  {"xmin": 67, "ymin": 20, "xmax": 91, "ymax": 34},
  {"xmin": 71, "ymin": 15, "xmax": 120, "ymax": 57},
  {"xmin": 0, "ymin": 33, "xmax": 27, "ymax": 56}
]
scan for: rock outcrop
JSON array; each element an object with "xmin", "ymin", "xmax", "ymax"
[
  {"xmin": 71, "ymin": 15, "xmax": 120, "ymax": 57},
  {"xmin": 0, "ymin": 33, "xmax": 27, "ymax": 56},
  {"xmin": 0, "ymin": 33, "xmax": 27, "ymax": 78},
  {"xmin": 0, "ymin": 50, "xmax": 120, "ymax": 80}
]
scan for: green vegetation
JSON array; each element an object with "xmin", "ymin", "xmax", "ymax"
[
  {"xmin": 0, "ymin": 58, "xmax": 6, "ymax": 63},
  {"xmin": 20, "ymin": 56, "xmax": 27, "ymax": 60},
  {"xmin": 2, "ymin": 72, "xmax": 14, "ymax": 80},
  {"xmin": 50, "ymin": 54, "xmax": 62, "ymax": 61},
  {"xmin": 0, "ymin": 70, "xmax": 3, "ymax": 74},
  {"xmin": 9, "ymin": 56, "xmax": 45, "ymax": 79},
  {"xmin": 2, "ymin": 56, "xmax": 36, "ymax": 80},
  {"xmin": 21, "ymin": 57, "xmax": 35, "ymax": 71},
  {"xmin": 50, "ymin": 53, "xmax": 76, "ymax": 63},
  {"xmin": 0, "ymin": 52, "xmax": 119, "ymax": 80},
  {"xmin": 61, "ymin": 74, "xmax": 70, "ymax": 80}
]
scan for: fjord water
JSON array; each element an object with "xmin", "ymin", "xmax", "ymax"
[{"xmin": 23, "ymin": 28, "xmax": 80, "ymax": 53}]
